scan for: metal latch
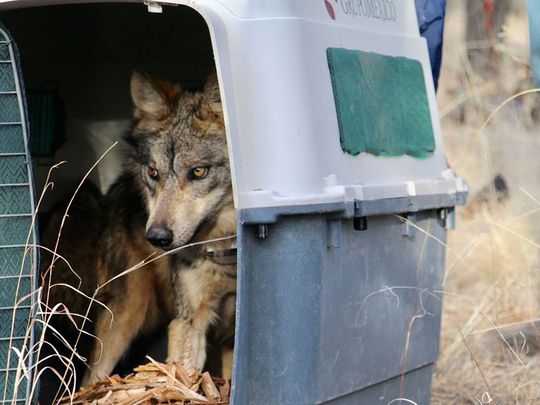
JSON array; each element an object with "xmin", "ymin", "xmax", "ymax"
[
  {"xmin": 256, "ymin": 224, "xmax": 269, "ymax": 240},
  {"xmin": 353, "ymin": 200, "xmax": 368, "ymax": 231},
  {"xmin": 439, "ymin": 207, "xmax": 455, "ymax": 230},
  {"xmin": 144, "ymin": 1, "xmax": 163, "ymax": 13},
  {"xmin": 402, "ymin": 213, "xmax": 416, "ymax": 240},
  {"xmin": 144, "ymin": 1, "xmax": 179, "ymax": 13}
]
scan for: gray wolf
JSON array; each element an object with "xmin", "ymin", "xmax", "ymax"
[
  {"xmin": 43, "ymin": 71, "xmax": 236, "ymax": 387},
  {"xmin": 128, "ymin": 70, "xmax": 236, "ymax": 377}
]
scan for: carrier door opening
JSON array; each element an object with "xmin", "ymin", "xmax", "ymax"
[{"xmin": 1, "ymin": 4, "xmax": 236, "ymax": 404}]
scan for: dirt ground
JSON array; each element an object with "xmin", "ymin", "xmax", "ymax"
[{"xmin": 432, "ymin": 1, "xmax": 540, "ymax": 404}]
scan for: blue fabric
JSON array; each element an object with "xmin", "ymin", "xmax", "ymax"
[
  {"xmin": 528, "ymin": 0, "xmax": 540, "ymax": 86},
  {"xmin": 414, "ymin": 0, "xmax": 446, "ymax": 89}
]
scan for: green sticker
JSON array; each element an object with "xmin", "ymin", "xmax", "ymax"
[{"xmin": 327, "ymin": 48, "xmax": 435, "ymax": 158}]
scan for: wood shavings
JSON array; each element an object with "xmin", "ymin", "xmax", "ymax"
[{"xmin": 61, "ymin": 357, "xmax": 230, "ymax": 404}]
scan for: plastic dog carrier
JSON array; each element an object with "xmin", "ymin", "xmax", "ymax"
[{"xmin": 0, "ymin": 0, "xmax": 467, "ymax": 403}]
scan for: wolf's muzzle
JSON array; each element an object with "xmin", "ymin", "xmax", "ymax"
[{"xmin": 146, "ymin": 225, "xmax": 174, "ymax": 248}]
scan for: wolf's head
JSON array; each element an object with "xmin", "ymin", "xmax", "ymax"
[{"xmin": 127, "ymin": 71, "xmax": 235, "ymax": 250}]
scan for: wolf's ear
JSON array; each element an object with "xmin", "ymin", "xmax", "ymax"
[
  {"xmin": 130, "ymin": 71, "xmax": 180, "ymax": 120},
  {"xmin": 192, "ymin": 72, "xmax": 224, "ymax": 133},
  {"xmin": 194, "ymin": 72, "xmax": 223, "ymax": 125},
  {"xmin": 203, "ymin": 72, "xmax": 221, "ymax": 102}
]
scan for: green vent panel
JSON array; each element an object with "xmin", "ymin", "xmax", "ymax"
[
  {"xmin": 0, "ymin": 26, "xmax": 37, "ymax": 404},
  {"xmin": 327, "ymin": 48, "xmax": 435, "ymax": 158}
]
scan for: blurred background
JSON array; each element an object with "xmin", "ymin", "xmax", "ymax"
[{"xmin": 433, "ymin": 1, "xmax": 540, "ymax": 403}]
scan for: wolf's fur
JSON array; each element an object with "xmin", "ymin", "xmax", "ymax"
[
  {"xmin": 43, "ymin": 71, "xmax": 236, "ymax": 387},
  {"xmin": 41, "ymin": 182, "xmax": 104, "ymax": 323},
  {"xmin": 127, "ymin": 71, "xmax": 236, "ymax": 375}
]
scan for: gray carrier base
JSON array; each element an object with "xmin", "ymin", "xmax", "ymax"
[{"xmin": 232, "ymin": 195, "xmax": 464, "ymax": 404}]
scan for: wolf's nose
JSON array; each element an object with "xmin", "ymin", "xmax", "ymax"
[{"xmin": 146, "ymin": 226, "xmax": 174, "ymax": 248}]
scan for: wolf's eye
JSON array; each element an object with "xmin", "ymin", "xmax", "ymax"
[
  {"xmin": 190, "ymin": 167, "xmax": 209, "ymax": 179},
  {"xmin": 147, "ymin": 166, "xmax": 159, "ymax": 180}
]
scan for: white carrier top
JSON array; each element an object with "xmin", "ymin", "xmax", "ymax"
[{"xmin": 0, "ymin": 0, "xmax": 466, "ymax": 210}]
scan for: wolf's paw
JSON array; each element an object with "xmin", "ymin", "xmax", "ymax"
[
  {"xmin": 168, "ymin": 318, "xmax": 208, "ymax": 374},
  {"xmin": 181, "ymin": 329, "xmax": 206, "ymax": 372}
]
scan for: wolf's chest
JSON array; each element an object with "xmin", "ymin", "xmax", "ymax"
[{"xmin": 178, "ymin": 256, "xmax": 236, "ymax": 309}]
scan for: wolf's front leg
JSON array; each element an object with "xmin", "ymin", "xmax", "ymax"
[{"xmin": 167, "ymin": 317, "xmax": 208, "ymax": 372}]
